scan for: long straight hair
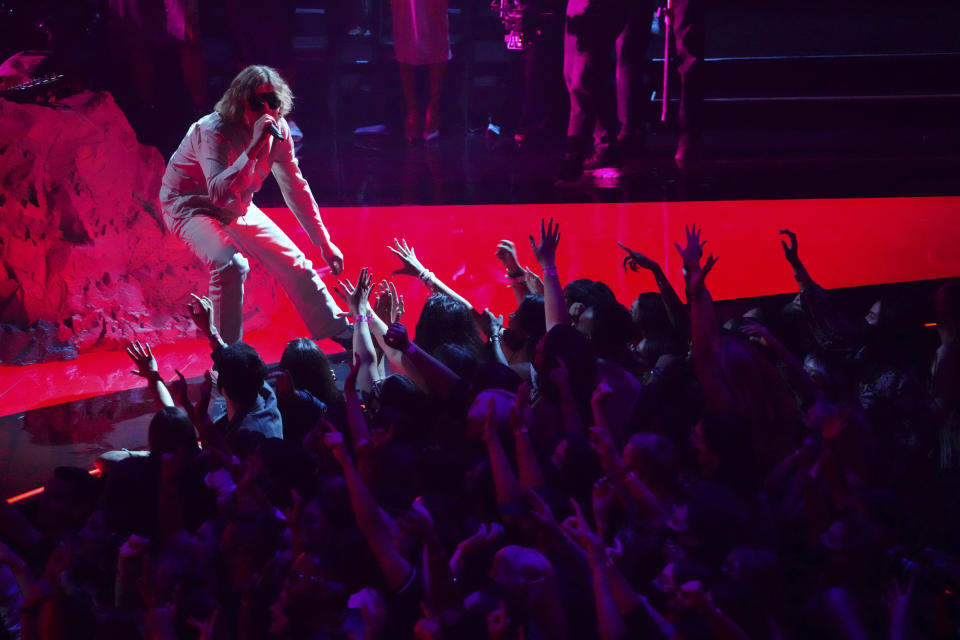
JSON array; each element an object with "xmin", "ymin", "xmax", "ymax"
[{"xmin": 214, "ymin": 65, "xmax": 294, "ymax": 122}]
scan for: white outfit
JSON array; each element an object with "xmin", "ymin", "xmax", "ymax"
[
  {"xmin": 390, "ymin": 0, "xmax": 452, "ymax": 65},
  {"xmin": 160, "ymin": 112, "xmax": 346, "ymax": 344}
]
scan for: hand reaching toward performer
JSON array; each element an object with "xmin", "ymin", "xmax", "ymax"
[
  {"xmin": 496, "ymin": 239, "xmax": 523, "ymax": 275},
  {"xmin": 529, "ymin": 218, "xmax": 561, "ymax": 268},
  {"xmin": 619, "ymin": 243, "xmax": 662, "ymax": 273},
  {"xmin": 333, "ymin": 267, "xmax": 375, "ymax": 316}
]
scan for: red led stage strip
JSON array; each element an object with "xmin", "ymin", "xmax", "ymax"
[{"xmin": 6, "ymin": 467, "xmax": 102, "ymax": 505}]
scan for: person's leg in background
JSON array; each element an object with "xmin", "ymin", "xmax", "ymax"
[
  {"xmin": 424, "ymin": 62, "xmax": 447, "ymax": 140},
  {"xmin": 516, "ymin": 11, "xmax": 565, "ymax": 146},
  {"xmin": 398, "ymin": 62, "xmax": 421, "ymax": 141},
  {"xmin": 559, "ymin": 17, "xmax": 598, "ymax": 181},
  {"xmin": 560, "ymin": 0, "xmax": 620, "ymax": 180},
  {"xmin": 614, "ymin": 0, "xmax": 656, "ymax": 158},
  {"xmin": 671, "ymin": 0, "xmax": 705, "ymax": 169}
]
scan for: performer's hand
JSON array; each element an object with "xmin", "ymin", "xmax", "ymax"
[
  {"xmin": 321, "ymin": 241, "xmax": 344, "ymax": 276},
  {"xmin": 251, "ymin": 114, "xmax": 279, "ymax": 148}
]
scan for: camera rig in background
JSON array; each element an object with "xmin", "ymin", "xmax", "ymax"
[{"xmin": 490, "ymin": 0, "xmax": 528, "ymax": 50}]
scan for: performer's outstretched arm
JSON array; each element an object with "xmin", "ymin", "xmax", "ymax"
[{"xmin": 271, "ymin": 119, "xmax": 345, "ymax": 275}]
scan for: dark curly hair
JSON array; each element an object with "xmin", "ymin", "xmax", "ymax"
[
  {"xmin": 414, "ymin": 293, "xmax": 486, "ymax": 361},
  {"xmin": 217, "ymin": 342, "xmax": 267, "ymax": 408},
  {"xmin": 280, "ymin": 338, "xmax": 342, "ymax": 406}
]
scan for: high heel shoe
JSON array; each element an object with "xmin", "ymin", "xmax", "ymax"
[{"xmin": 422, "ymin": 107, "xmax": 440, "ymax": 142}]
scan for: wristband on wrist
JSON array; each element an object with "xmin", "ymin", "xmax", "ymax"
[
  {"xmin": 354, "ymin": 315, "xmax": 369, "ymax": 323},
  {"xmin": 404, "ymin": 342, "xmax": 417, "ymax": 355},
  {"xmin": 542, "ymin": 266, "xmax": 558, "ymax": 277}
]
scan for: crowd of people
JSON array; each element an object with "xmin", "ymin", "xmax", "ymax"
[{"xmin": 1, "ymin": 220, "xmax": 958, "ymax": 639}]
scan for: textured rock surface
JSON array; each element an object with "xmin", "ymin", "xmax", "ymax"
[{"xmin": 0, "ymin": 91, "xmax": 280, "ymax": 364}]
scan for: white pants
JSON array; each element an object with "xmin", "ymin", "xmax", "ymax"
[{"xmin": 163, "ymin": 205, "xmax": 347, "ymax": 344}]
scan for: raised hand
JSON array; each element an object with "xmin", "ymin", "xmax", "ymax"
[
  {"xmin": 388, "ymin": 281, "xmax": 406, "ymax": 323},
  {"xmin": 321, "ymin": 420, "xmax": 349, "ymax": 463},
  {"xmin": 560, "ymin": 498, "xmax": 603, "ymax": 558},
  {"xmin": 674, "ymin": 224, "xmax": 706, "ymax": 272},
  {"xmin": 619, "ymin": 242, "xmax": 661, "ymax": 273},
  {"xmin": 674, "ymin": 225, "xmax": 717, "ymax": 292},
  {"xmin": 373, "ymin": 280, "xmax": 405, "ymax": 325},
  {"xmin": 526, "ymin": 489, "xmax": 558, "ymax": 530},
  {"xmin": 384, "ymin": 322, "xmax": 412, "ymax": 352},
  {"xmin": 482, "ymin": 309, "xmax": 504, "ymax": 340},
  {"xmin": 388, "ymin": 237, "xmax": 427, "ymax": 277},
  {"xmin": 882, "ymin": 575, "xmax": 916, "ymax": 621},
  {"xmin": 779, "ymin": 228, "xmax": 800, "ymax": 265},
  {"xmin": 188, "ymin": 293, "xmax": 217, "ymax": 339},
  {"xmin": 459, "ymin": 522, "xmax": 505, "ymax": 556},
  {"xmin": 529, "ymin": 218, "xmax": 561, "ymax": 266},
  {"xmin": 523, "ymin": 267, "xmax": 544, "ymax": 294},
  {"xmin": 186, "ymin": 609, "xmax": 221, "ymax": 640},
  {"xmin": 688, "ymin": 253, "xmax": 718, "ymax": 293},
  {"xmin": 398, "ymin": 499, "xmax": 439, "ymax": 545},
  {"xmin": 333, "ymin": 267, "xmax": 374, "ymax": 316},
  {"xmin": 495, "ymin": 239, "xmax": 523, "ymax": 274},
  {"xmin": 587, "ymin": 425, "xmax": 618, "ymax": 467},
  {"xmin": 126, "ymin": 341, "xmax": 160, "ymax": 381}
]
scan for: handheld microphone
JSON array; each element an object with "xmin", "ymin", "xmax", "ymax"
[{"xmin": 267, "ymin": 123, "xmax": 284, "ymax": 140}]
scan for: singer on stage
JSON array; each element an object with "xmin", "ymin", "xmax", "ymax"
[{"xmin": 160, "ymin": 65, "xmax": 349, "ymax": 345}]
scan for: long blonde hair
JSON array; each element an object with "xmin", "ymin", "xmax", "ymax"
[{"xmin": 214, "ymin": 65, "xmax": 294, "ymax": 122}]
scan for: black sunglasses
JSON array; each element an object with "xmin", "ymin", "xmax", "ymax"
[{"xmin": 248, "ymin": 91, "xmax": 281, "ymax": 111}]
